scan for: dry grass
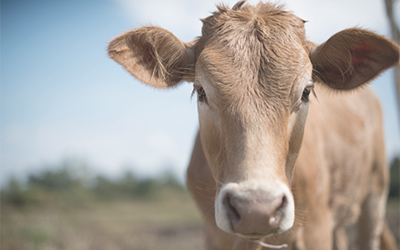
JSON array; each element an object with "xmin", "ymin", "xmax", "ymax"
[
  {"xmin": 1, "ymin": 192, "xmax": 204, "ymax": 250},
  {"xmin": 1, "ymin": 192, "xmax": 398, "ymax": 250},
  {"xmin": 386, "ymin": 198, "xmax": 400, "ymax": 244}
]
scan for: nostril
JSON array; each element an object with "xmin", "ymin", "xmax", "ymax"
[
  {"xmin": 270, "ymin": 195, "xmax": 288, "ymax": 226},
  {"xmin": 223, "ymin": 193, "xmax": 241, "ymax": 223},
  {"xmin": 279, "ymin": 195, "xmax": 288, "ymax": 210}
]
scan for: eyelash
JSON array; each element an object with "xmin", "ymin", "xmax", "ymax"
[{"xmin": 301, "ymin": 83, "xmax": 317, "ymax": 103}]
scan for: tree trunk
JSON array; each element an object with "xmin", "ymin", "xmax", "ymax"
[{"xmin": 384, "ymin": 0, "xmax": 400, "ymax": 123}]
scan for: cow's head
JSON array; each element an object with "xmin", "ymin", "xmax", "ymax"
[{"xmin": 108, "ymin": 1, "xmax": 399, "ymax": 239}]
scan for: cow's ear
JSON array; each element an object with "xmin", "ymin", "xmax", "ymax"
[
  {"xmin": 108, "ymin": 26, "xmax": 197, "ymax": 88},
  {"xmin": 309, "ymin": 28, "xmax": 399, "ymax": 90}
]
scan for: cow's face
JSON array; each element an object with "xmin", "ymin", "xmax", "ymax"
[{"xmin": 193, "ymin": 3, "xmax": 312, "ymax": 237}]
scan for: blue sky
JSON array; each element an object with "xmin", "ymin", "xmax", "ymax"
[{"xmin": 1, "ymin": 0, "xmax": 400, "ymax": 185}]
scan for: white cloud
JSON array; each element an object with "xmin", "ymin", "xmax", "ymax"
[
  {"xmin": 113, "ymin": 0, "xmax": 390, "ymax": 43},
  {"xmin": 286, "ymin": 0, "xmax": 388, "ymax": 42}
]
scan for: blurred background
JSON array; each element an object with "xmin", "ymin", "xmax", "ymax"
[{"xmin": 1, "ymin": 0, "xmax": 399, "ymax": 249}]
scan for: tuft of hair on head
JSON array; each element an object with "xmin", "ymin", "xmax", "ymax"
[{"xmin": 232, "ymin": 0, "xmax": 247, "ymax": 10}]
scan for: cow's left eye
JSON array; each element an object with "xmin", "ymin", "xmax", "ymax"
[
  {"xmin": 198, "ymin": 86, "xmax": 207, "ymax": 102},
  {"xmin": 193, "ymin": 84, "xmax": 208, "ymax": 104}
]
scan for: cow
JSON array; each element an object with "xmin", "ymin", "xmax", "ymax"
[{"xmin": 108, "ymin": 1, "xmax": 399, "ymax": 249}]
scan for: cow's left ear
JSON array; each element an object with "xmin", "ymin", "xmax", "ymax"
[{"xmin": 309, "ymin": 28, "xmax": 400, "ymax": 90}]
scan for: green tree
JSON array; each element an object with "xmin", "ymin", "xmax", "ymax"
[{"xmin": 1, "ymin": 177, "xmax": 27, "ymax": 206}]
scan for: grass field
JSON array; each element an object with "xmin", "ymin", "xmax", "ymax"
[
  {"xmin": 1, "ymin": 190, "xmax": 204, "ymax": 250},
  {"xmin": 2, "ymin": 192, "xmax": 399, "ymax": 250},
  {"xmin": 385, "ymin": 199, "xmax": 400, "ymax": 245},
  {"xmin": 1, "ymin": 162, "xmax": 398, "ymax": 250}
]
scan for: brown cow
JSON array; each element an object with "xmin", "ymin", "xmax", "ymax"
[{"xmin": 108, "ymin": 1, "xmax": 399, "ymax": 249}]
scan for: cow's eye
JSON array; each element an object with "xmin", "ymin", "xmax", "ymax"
[
  {"xmin": 301, "ymin": 87, "xmax": 311, "ymax": 102},
  {"xmin": 196, "ymin": 86, "xmax": 208, "ymax": 103}
]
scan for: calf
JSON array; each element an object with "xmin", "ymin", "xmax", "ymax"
[{"xmin": 108, "ymin": 1, "xmax": 399, "ymax": 249}]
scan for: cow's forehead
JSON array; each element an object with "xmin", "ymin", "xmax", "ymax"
[
  {"xmin": 195, "ymin": 2, "xmax": 311, "ymax": 120},
  {"xmin": 196, "ymin": 2, "xmax": 308, "ymax": 58}
]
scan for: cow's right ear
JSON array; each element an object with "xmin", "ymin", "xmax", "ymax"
[{"xmin": 108, "ymin": 26, "xmax": 197, "ymax": 88}]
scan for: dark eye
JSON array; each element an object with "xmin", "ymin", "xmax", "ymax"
[
  {"xmin": 196, "ymin": 86, "xmax": 208, "ymax": 103},
  {"xmin": 301, "ymin": 88, "xmax": 311, "ymax": 102}
]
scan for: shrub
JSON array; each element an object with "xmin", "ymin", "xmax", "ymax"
[{"xmin": 389, "ymin": 156, "xmax": 399, "ymax": 199}]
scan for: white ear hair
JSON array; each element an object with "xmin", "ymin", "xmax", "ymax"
[{"xmin": 108, "ymin": 26, "xmax": 197, "ymax": 88}]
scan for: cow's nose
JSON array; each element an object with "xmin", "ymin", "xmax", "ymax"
[{"xmin": 223, "ymin": 191, "xmax": 288, "ymax": 236}]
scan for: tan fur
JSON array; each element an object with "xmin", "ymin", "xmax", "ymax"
[
  {"xmin": 108, "ymin": 1, "xmax": 399, "ymax": 249},
  {"xmin": 108, "ymin": 26, "xmax": 196, "ymax": 88}
]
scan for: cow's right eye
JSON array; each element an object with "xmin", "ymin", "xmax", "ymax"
[
  {"xmin": 301, "ymin": 88, "xmax": 311, "ymax": 102},
  {"xmin": 301, "ymin": 82, "xmax": 315, "ymax": 103}
]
